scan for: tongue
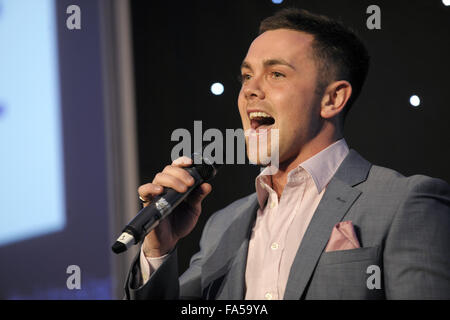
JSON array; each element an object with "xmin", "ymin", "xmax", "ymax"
[{"xmin": 251, "ymin": 117, "xmax": 275, "ymax": 129}]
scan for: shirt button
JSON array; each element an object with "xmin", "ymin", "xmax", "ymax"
[
  {"xmin": 270, "ymin": 242, "xmax": 279, "ymax": 250},
  {"xmin": 270, "ymin": 201, "xmax": 276, "ymax": 209},
  {"xmin": 264, "ymin": 292, "xmax": 273, "ymax": 300}
]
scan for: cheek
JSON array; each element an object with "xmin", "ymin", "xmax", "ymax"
[
  {"xmin": 277, "ymin": 83, "xmax": 317, "ymax": 119},
  {"xmin": 273, "ymin": 92, "xmax": 313, "ymax": 142},
  {"xmin": 237, "ymin": 91, "xmax": 247, "ymax": 124},
  {"xmin": 272, "ymin": 92, "xmax": 302, "ymax": 126}
]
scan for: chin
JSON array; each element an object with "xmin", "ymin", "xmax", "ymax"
[
  {"xmin": 247, "ymin": 150, "xmax": 271, "ymax": 166},
  {"xmin": 244, "ymin": 127, "xmax": 280, "ymax": 169},
  {"xmin": 246, "ymin": 146, "xmax": 280, "ymax": 174}
]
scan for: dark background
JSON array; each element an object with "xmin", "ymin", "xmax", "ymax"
[{"xmin": 130, "ymin": 0, "xmax": 450, "ymax": 274}]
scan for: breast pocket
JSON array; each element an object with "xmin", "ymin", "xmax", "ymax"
[
  {"xmin": 318, "ymin": 246, "xmax": 380, "ymax": 265},
  {"xmin": 305, "ymin": 246, "xmax": 384, "ymax": 299}
]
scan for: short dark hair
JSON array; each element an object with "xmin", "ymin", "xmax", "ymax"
[{"xmin": 259, "ymin": 8, "xmax": 370, "ymax": 118}]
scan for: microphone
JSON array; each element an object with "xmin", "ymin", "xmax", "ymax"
[{"xmin": 111, "ymin": 153, "xmax": 221, "ymax": 254}]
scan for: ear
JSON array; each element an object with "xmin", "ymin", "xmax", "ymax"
[{"xmin": 320, "ymin": 80, "xmax": 352, "ymax": 119}]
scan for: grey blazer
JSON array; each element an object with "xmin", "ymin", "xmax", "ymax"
[{"xmin": 124, "ymin": 149, "xmax": 450, "ymax": 299}]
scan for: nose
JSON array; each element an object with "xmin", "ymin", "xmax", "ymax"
[{"xmin": 243, "ymin": 78, "xmax": 265, "ymax": 100}]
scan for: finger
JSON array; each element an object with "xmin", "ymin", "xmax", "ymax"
[
  {"xmin": 185, "ymin": 183, "xmax": 212, "ymax": 207},
  {"xmin": 161, "ymin": 165, "xmax": 195, "ymax": 187},
  {"xmin": 172, "ymin": 156, "xmax": 193, "ymax": 167},
  {"xmin": 138, "ymin": 183, "xmax": 163, "ymax": 201},
  {"xmin": 153, "ymin": 172, "xmax": 190, "ymax": 193}
]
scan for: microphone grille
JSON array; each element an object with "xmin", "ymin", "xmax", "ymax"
[
  {"xmin": 195, "ymin": 163, "xmax": 217, "ymax": 181},
  {"xmin": 191, "ymin": 152, "xmax": 221, "ymax": 181}
]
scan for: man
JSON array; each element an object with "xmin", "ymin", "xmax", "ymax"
[{"xmin": 125, "ymin": 8, "xmax": 450, "ymax": 299}]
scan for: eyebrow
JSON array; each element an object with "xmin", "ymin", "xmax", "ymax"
[{"xmin": 241, "ymin": 58, "xmax": 296, "ymax": 71}]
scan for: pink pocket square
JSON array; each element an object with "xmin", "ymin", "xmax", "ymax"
[{"xmin": 325, "ymin": 221, "xmax": 361, "ymax": 252}]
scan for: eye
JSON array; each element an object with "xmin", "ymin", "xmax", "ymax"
[
  {"xmin": 271, "ymin": 71, "xmax": 285, "ymax": 79},
  {"xmin": 239, "ymin": 73, "xmax": 252, "ymax": 84}
]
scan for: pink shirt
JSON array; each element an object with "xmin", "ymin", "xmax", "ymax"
[
  {"xmin": 245, "ymin": 139, "xmax": 349, "ymax": 300},
  {"xmin": 141, "ymin": 139, "xmax": 349, "ymax": 300}
]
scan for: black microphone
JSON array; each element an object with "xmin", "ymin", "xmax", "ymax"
[{"xmin": 112, "ymin": 153, "xmax": 221, "ymax": 254}]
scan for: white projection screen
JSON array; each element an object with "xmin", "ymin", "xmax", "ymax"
[
  {"xmin": 0, "ymin": 0, "xmax": 139, "ymax": 299},
  {"xmin": 0, "ymin": 0, "xmax": 66, "ymax": 247}
]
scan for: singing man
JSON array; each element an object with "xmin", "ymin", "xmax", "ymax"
[{"xmin": 125, "ymin": 8, "xmax": 450, "ymax": 300}]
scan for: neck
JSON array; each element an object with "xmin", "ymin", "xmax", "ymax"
[{"xmin": 270, "ymin": 126, "xmax": 342, "ymax": 199}]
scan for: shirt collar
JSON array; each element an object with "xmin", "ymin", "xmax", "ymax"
[
  {"xmin": 300, "ymin": 138, "xmax": 349, "ymax": 193},
  {"xmin": 255, "ymin": 139, "xmax": 349, "ymax": 206}
]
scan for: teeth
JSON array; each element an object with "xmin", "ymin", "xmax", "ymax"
[{"xmin": 249, "ymin": 111, "xmax": 272, "ymax": 120}]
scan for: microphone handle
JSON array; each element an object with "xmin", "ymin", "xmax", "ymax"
[
  {"xmin": 130, "ymin": 167, "xmax": 203, "ymax": 240},
  {"xmin": 112, "ymin": 167, "xmax": 203, "ymax": 254}
]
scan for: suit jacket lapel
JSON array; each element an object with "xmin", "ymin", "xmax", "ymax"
[
  {"xmin": 283, "ymin": 149, "xmax": 371, "ymax": 300},
  {"xmin": 216, "ymin": 239, "xmax": 252, "ymax": 299},
  {"xmin": 204, "ymin": 195, "xmax": 258, "ymax": 300}
]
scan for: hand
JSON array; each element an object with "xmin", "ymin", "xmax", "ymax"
[{"xmin": 137, "ymin": 156, "xmax": 212, "ymax": 258}]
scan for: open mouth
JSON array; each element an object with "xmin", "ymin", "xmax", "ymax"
[{"xmin": 248, "ymin": 111, "xmax": 275, "ymax": 130}]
